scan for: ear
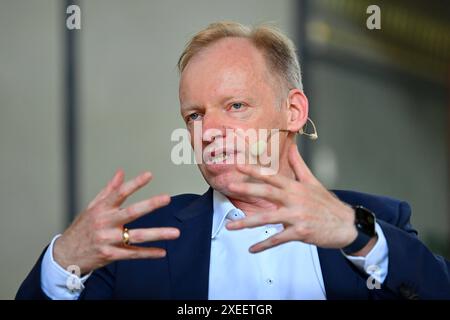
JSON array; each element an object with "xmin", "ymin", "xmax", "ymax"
[{"xmin": 286, "ymin": 89, "xmax": 309, "ymax": 133}]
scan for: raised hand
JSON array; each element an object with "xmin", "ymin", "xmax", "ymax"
[
  {"xmin": 53, "ymin": 169, "xmax": 179, "ymax": 274},
  {"xmin": 226, "ymin": 144, "xmax": 371, "ymax": 255}
]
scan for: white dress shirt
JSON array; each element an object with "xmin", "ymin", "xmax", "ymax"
[{"xmin": 41, "ymin": 190, "xmax": 389, "ymax": 299}]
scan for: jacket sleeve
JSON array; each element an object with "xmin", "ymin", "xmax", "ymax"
[
  {"xmin": 78, "ymin": 263, "xmax": 116, "ymax": 299},
  {"xmin": 376, "ymin": 201, "xmax": 450, "ymax": 299},
  {"xmin": 15, "ymin": 248, "xmax": 51, "ymax": 300},
  {"xmin": 15, "ymin": 246, "xmax": 116, "ymax": 300}
]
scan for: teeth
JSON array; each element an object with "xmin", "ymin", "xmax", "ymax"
[
  {"xmin": 250, "ymin": 140, "xmax": 267, "ymax": 157},
  {"xmin": 211, "ymin": 153, "xmax": 228, "ymax": 164}
]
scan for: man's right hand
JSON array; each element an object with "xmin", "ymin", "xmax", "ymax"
[{"xmin": 53, "ymin": 169, "xmax": 179, "ymax": 275}]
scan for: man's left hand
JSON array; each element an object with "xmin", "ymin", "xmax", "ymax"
[{"xmin": 226, "ymin": 144, "xmax": 373, "ymax": 254}]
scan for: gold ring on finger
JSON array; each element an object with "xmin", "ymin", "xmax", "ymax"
[{"xmin": 122, "ymin": 227, "xmax": 130, "ymax": 245}]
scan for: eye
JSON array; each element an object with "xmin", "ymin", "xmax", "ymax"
[
  {"xmin": 186, "ymin": 112, "xmax": 202, "ymax": 122},
  {"xmin": 230, "ymin": 102, "xmax": 244, "ymax": 110}
]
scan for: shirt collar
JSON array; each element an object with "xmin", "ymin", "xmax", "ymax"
[{"xmin": 212, "ymin": 190, "xmax": 246, "ymax": 239}]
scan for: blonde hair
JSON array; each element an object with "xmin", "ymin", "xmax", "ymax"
[{"xmin": 177, "ymin": 21, "xmax": 303, "ymax": 92}]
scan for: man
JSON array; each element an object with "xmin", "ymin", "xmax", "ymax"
[{"xmin": 17, "ymin": 21, "xmax": 450, "ymax": 299}]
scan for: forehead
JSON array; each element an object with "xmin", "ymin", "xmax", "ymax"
[{"xmin": 179, "ymin": 37, "xmax": 274, "ymax": 105}]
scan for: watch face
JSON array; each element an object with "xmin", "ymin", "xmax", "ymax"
[{"xmin": 354, "ymin": 206, "xmax": 376, "ymax": 237}]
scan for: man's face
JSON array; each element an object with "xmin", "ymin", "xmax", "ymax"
[{"xmin": 179, "ymin": 37, "xmax": 289, "ymax": 195}]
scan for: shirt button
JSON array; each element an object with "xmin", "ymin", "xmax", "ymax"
[
  {"xmin": 266, "ymin": 278, "xmax": 274, "ymax": 285},
  {"xmin": 227, "ymin": 209, "xmax": 244, "ymax": 221}
]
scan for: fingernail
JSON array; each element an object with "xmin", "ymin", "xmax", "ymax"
[
  {"xmin": 111, "ymin": 170, "xmax": 122, "ymax": 188},
  {"xmin": 143, "ymin": 171, "xmax": 152, "ymax": 179},
  {"xmin": 160, "ymin": 195, "xmax": 170, "ymax": 203},
  {"xmin": 249, "ymin": 245, "xmax": 259, "ymax": 253},
  {"xmin": 226, "ymin": 222, "xmax": 235, "ymax": 229},
  {"xmin": 159, "ymin": 250, "xmax": 167, "ymax": 257},
  {"xmin": 167, "ymin": 229, "xmax": 180, "ymax": 237}
]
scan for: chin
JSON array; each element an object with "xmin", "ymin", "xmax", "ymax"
[{"xmin": 198, "ymin": 164, "xmax": 246, "ymax": 195}]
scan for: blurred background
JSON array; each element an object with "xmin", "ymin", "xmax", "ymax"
[{"xmin": 0, "ymin": 0, "xmax": 449, "ymax": 299}]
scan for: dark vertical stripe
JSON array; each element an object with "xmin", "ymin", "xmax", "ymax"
[
  {"xmin": 297, "ymin": 0, "xmax": 312, "ymax": 164},
  {"xmin": 64, "ymin": 0, "xmax": 80, "ymax": 225},
  {"xmin": 448, "ymin": 66, "xmax": 450, "ymax": 258}
]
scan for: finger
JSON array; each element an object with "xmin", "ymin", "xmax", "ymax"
[
  {"xmin": 88, "ymin": 169, "xmax": 125, "ymax": 210},
  {"xmin": 249, "ymin": 228, "xmax": 296, "ymax": 253},
  {"xmin": 288, "ymin": 144, "xmax": 318, "ymax": 184},
  {"xmin": 235, "ymin": 164, "xmax": 294, "ymax": 189},
  {"xmin": 112, "ymin": 246, "xmax": 168, "ymax": 260},
  {"xmin": 226, "ymin": 211, "xmax": 281, "ymax": 230},
  {"xmin": 103, "ymin": 227, "xmax": 180, "ymax": 245},
  {"xmin": 104, "ymin": 171, "xmax": 153, "ymax": 208},
  {"xmin": 126, "ymin": 227, "xmax": 180, "ymax": 244},
  {"xmin": 228, "ymin": 182, "xmax": 286, "ymax": 204},
  {"xmin": 113, "ymin": 194, "xmax": 171, "ymax": 225}
]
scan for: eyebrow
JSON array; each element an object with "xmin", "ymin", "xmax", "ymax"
[
  {"xmin": 219, "ymin": 95, "xmax": 257, "ymax": 105},
  {"xmin": 181, "ymin": 94, "xmax": 257, "ymax": 113},
  {"xmin": 181, "ymin": 104, "xmax": 200, "ymax": 112}
]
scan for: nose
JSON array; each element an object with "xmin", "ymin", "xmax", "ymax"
[{"xmin": 202, "ymin": 112, "xmax": 226, "ymax": 143}]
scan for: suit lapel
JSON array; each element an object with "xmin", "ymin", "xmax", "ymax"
[{"xmin": 167, "ymin": 188, "xmax": 214, "ymax": 299}]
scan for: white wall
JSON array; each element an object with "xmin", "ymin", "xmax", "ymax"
[{"xmin": 0, "ymin": 0, "xmax": 63, "ymax": 299}]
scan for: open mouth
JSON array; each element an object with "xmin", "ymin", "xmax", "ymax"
[
  {"xmin": 209, "ymin": 153, "xmax": 229, "ymax": 164},
  {"xmin": 205, "ymin": 149, "xmax": 236, "ymax": 164}
]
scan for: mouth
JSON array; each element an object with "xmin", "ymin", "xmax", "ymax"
[
  {"xmin": 204, "ymin": 149, "xmax": 237, "ymax": 165},
  {"xmin": 209, "ymin": 153, "xmax": 229, "ymax": 164}
]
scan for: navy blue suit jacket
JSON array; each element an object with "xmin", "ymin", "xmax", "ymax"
[{"xmin": 16, "ymin": 189, "xmax": 450, "ymax": 299}]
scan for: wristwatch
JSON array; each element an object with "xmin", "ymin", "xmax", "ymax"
[{"xmin": 342, "ymin": 205, "xmax": 377, "ymax": 255}]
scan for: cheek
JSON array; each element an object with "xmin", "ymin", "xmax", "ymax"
[{"xmin": 255, "ymin": 107, "xmax": 286, "ymax": 129}]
